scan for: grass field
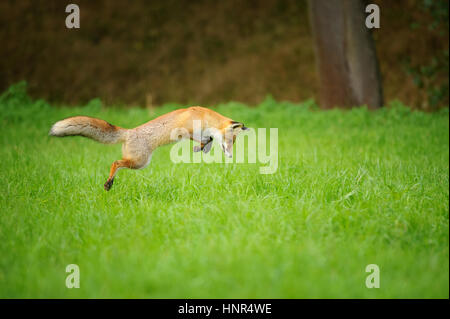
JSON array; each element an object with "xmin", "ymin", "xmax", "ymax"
[{"xmin": 0, "ymin": 83, "xmax": 448, "ymax": 298}]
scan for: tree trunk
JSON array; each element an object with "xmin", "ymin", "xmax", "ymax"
[{"xmin": 308, "ymin": 0, "xmax": 383, "ymax": 109}]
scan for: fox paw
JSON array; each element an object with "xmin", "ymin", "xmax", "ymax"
[
  {"xmin": 193, "ymin": 145, "xmax": 202, "ymax": 152},
  {"xmin": 104, "ymin": 179, "xmax": 114, "ymax": 191}
]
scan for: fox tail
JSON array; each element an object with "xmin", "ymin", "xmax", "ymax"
[{"xmin": 49, "ymin": 116, "xmax": 126, "ymax": 144}]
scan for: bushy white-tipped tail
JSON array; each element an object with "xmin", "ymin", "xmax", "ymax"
[{"xmin": 49, "ymin": 116, "xmax": 126, "ymax": 144}]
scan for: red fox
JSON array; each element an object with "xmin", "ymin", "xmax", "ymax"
[{"xmin": 50, "ymin": 106, "xmax": 248, "ymax": 191}]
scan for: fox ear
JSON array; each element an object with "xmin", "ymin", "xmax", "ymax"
[{"xmin": 230, "ymin": 121, "xmax": 245, "ymax": 129}]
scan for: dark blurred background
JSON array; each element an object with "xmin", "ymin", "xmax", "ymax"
[{"xmin": 0, "ymin": 0, "xmax": 448, "ymax": 109}]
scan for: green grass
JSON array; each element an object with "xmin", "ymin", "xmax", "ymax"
[{"xmin": 0, "ymin": 83, "xmax": 448, "ymax": 298}]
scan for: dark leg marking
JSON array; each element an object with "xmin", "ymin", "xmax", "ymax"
[{"xmin": 104, "ymin": 178, "xmax": 114, "ymax": 191}]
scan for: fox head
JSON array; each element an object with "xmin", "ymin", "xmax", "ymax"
[{"xmin": 218, "ymin": 121, "xmax": 249, "ymax": 158}]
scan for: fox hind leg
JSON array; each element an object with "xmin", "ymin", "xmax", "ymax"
[
  {"xmin": 104, "ymin": 153, "xmax": 152, "ymax": 191},
  {"xmin": 104, "ymin": 159, "xmax": 134, "ymax": 191}
]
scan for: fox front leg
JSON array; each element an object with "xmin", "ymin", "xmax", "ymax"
[
  {"xmin": 193, "ymin": 141, "xmax": 213, "ymax": 153},
  {"xmin": 202, "ymin": 140, "xmax": 213, "ymax": 153},
  {"xmin": 193, "ymin": 137, "xmax": 213, "ymax": 153}
]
